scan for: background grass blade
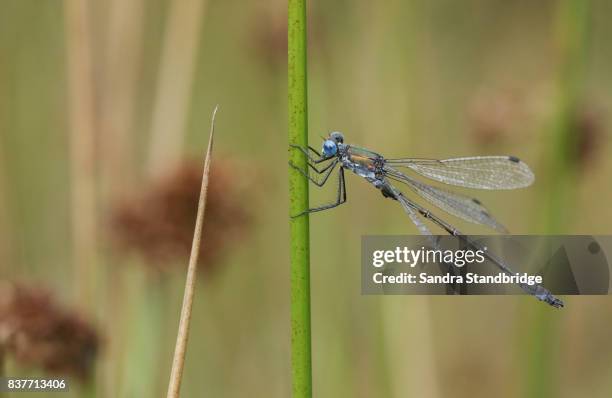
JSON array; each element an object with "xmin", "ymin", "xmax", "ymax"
[
  {"xmin": 147, "ymin": 0, "xmax": 208, "ymax": 178},
  {"xmin": 166, "ymin": 106, "xmax": 217, "ymax": 398},
  {"xmin": 544, "ymin": 0, "xmax": 590, "ymax": 233},
  {"xmin": 63, "ymin": 0, "xmax": 98, "ymax": 310},
  {"xmin": 288, "ymin": 0, "xmax": 312, "ymax": 396},
  {"xmin": 524, "ymin": 1, "xmax": 590, "ymax": 398}
]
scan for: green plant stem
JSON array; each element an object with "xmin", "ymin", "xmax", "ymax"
[
  {"xmin": 525, "ymin": 2, "xmax": 589, "ymax": 398},
  {"xmin": 544, "ymin": 0, "xmax": 590, "ymax": 232},
  {"xmin": 288, "ymin": 0, "xmax": 312, "ymax": 396}
]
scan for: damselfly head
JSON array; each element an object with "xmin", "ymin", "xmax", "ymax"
[
  {"xmin": 329, "ymin": 131, "xmax": 344, "ymax": 143},
  {"xmin": 322, "ymin": 139, "xmax": 338, "ymax": 157}
]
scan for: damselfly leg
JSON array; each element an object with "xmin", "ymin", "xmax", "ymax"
[
  {"xmin": 291, "ymin": 167, "xmax": 346, "ymax": 218},
  {"xmin": 290, "ymin": 144, "xmax": 330, "ymax": 164},
  {"xmin": 289, "ymin": 159, "xmax": 338, "ymax": 185}
]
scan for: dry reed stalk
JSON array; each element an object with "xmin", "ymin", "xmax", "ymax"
[
  {"xmin": 147, "ymin": 0, "xmax": 208, "ymax": 179},
  {"xmin": 100, "ymin": 0, "xmax": 144, "ymax": 193},
  {"xmin": 98, "ymin": 3, "xmax": 144, "ymax": 396},
  {"xmin": 166, "ymin": 106, "xmax": 217, "ymax": 398},
  {"xmin": 63, "ymin": 0, "xmax": 98, "ymax": 309},
  {"xmin": 383, "ymin": 298, "xmax": 440, "ymax": 398},
  {"xmin": 0, "ymin": 148, "xmax": 12, "ymax": 274}
]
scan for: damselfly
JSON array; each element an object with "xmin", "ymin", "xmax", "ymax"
[{"xmin": 290, "ymin": 131, "xmax": 563, "ymax": 308}]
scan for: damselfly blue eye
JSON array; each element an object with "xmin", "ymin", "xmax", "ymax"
[{"xmin": 322, "ymin": 140, "xmax": 338, "ymax": 157}]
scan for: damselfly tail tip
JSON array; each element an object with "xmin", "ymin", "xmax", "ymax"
[
  {"xmin": 549, "ymin": 297, "xmax": 564, "ymax": 309},
  {"xmin": 540, "ymin": 294, "xmax": 564, "ymax": 308}
]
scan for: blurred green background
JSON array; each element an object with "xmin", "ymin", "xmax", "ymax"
[{"xmin": 1, "ymin": 0, "xmax": 611, "ymax": 397}]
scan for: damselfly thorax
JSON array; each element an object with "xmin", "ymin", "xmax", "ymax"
[{"xmin": 340, "ymin": 145, "xmax": 384, "ymax": 181}]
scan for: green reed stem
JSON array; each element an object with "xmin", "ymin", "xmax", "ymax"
[
  {"xmin": 544, "ymin": 0, "xmax": 590, "ymax": 233},
  {"xmin": 525, "ymin": 2, "xmax": 589, "ymax": 398},
  {"xmin": 288, "ymin": 0, "xmax": 312, "ymax": 396}
]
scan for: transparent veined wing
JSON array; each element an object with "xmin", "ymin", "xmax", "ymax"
[
  {"xmin": 394, "ymin": 188, "xmax": 464, "ymax": 288},
  {"xmin": 385, "ymin": 166, "xmax": 508, "ymax": 232},
  {"xmin": 396, "ymin": 193, "xmax": 435, "ymax": 236},
  {"xmin": 384, "ymin": 156, "xmax": 534, "ymax": 190}
]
